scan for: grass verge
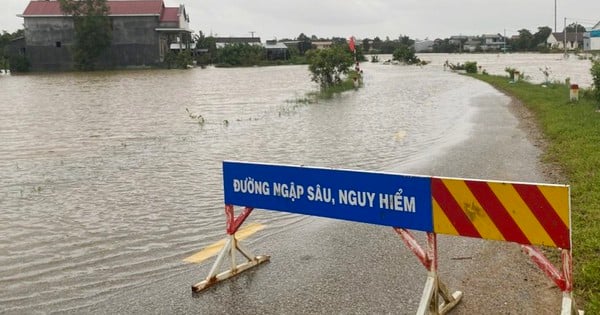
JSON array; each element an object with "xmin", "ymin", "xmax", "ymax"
[{"xmin": 471, "ymin": 74, "xmax": 600, "ymax": 313}]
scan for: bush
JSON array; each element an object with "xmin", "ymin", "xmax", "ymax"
[
  {"xmin": 464, "ymin": 61, "xmax": 478, "ymax": 74},
  {"xmin": 163, "ymin": 50, "xmax": 193, "ymax": 69},
  {"xmin": 216, "ymin": 43, "xmax": 265, "ymax": 67},
  {"xmin": 9, "ymin": 54, "xmax": 30, "ymax": 72},
  {"xmin": 591, "ymin": 60, "xmax": 600, "ymax": 104},
  {"xmin": 392, "ymin": 45, "xmax": 420, "ymax": 65},
  {"xmin": 306, "ymin": 45, "xmax": 353, "ymax": 89},
  {"xmin": 505, "ymin": 67, "xmax": 525, "ymax": 81}
]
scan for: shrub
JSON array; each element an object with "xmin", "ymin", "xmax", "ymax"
[
  {"xmin": 464, "ymin": 61, "xmax": 478, "ymax": 74},
  {"xmin": 505, "ymin": 67, "xmax": 517, "ymax": 79},
  {"xmin": 392, "ymin": 45, "xmax": 421, "ymax": 65},
  {"xmin": 306, "ymin": 45, "xmax": 353, "ymax": 89},
  {"xmin": 505, "ymin": 67, "xmax": 524, "ymax": 81},
  {"xmin": 8, "ymin": 54, "xmax": 30, "ymax": 72},
  {"xmin": 591, "ymin": 60, "xmax": 600, "ymax": 104}
]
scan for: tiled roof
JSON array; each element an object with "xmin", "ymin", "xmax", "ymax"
[
  {"xmin": 109, "ymin": 1, "xmax": 164, "ymax": 15},
  {"xmin": 551, "ymin": 32, "xmax": 584, "ymax": 42},
  {"xmin": 160, "ymin": 7, "xmax": 179, "ymax": 23},
  {"xmin": 22, "ymin": 0, "xmax": 166, "ymax": 16}
]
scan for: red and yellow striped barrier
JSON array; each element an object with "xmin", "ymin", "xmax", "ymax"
[{"xmin": 432, "ymin": 177, "xmax": 570, "ymax": 249}]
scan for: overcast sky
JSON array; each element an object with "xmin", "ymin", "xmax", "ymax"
[{"xmin": 3, "ymin": 0, "xmax": 600, "ymax": 40}]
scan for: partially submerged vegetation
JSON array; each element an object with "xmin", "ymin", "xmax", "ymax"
[
  {"xmin": 304, "ymin": 44, "xmax": 363, "ymax": 101},
  {"xmin": 470, "ymin": 65, "xmax": 600, "ymax": 313}
]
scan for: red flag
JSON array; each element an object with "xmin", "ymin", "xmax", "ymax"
[{"xmin": 348, "ymin": 36, "xmax": 356, "ymax": 53}]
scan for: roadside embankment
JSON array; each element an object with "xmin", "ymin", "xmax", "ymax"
[{"xmin": 471, "ymin": 74, "xmax": 600, "ymax": 313}]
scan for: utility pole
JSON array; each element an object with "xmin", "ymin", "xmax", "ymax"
[
  {"xmin": 503, "ymin": 28, "xmax": 506, "ymax": 52},
  {"xmin": 564, "ymin": 17, "xmax": 567, "ymax": 57},
  {"xmin": 554, "ymin": 0, "xmax": 557, "ymax": 32},
  {"xmin": 249, "ymin": 31, "xmax": 256, "ymax": 38},
  {"xmin": 575, "ymin": 21, "xmax": 578, "ymax": 51}
]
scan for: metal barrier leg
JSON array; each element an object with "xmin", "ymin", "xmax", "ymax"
[
  {"xmin": 395, "ymin": 229, "xmax": 463, "ymax": 314},
  {"xmin": 521, "ymin": 246, "xmax": 584, "ymax": 315},
  {"xmin": 192, "ymin": 205, "xmax": 270, "ymax": 292}
]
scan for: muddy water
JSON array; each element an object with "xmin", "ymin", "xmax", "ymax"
[
  {"xmin": 418, "ymin": 52, "xmax": 594, "ymax": 87},
  {"xmin": 0, "ymin": 55, "xmax": 587, "ymax": 312}
]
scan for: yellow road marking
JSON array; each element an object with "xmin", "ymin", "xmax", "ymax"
[{"xmin": 183, "ymin": 222, "xmax": 265, "ymax": 264}]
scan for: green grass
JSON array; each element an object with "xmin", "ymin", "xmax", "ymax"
[{"xmin": 471, "ymin": 74, "xmax": 600, "ymax": 313}]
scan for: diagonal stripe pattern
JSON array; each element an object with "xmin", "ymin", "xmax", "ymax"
[{"xmin": 432, "ymin": 177, "xmax": 570, "ymax": 249}]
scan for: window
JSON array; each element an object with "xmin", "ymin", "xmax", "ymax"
[{"xmin": 56, "ymin": 41, "xmax": 61, "ymax": 48}]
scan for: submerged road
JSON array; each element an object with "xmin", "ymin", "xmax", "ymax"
[{"xmin": 68, "ymin": 82, "xmax": 562, "ymax": 314}]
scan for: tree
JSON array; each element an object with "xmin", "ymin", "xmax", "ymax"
[
  {"xmin": 306, "ymin": 45, "xmax": 353, "ymax": 89},
  {"xmin": 296, "ymin": 33, "xmax": 312, "ymax": 55},
  {"xmin": 1, "ymin": 29, "xmax": 29, "ymax": 72},
  {"xmin": 565, "ymin": 23, "xmax": 586, "ymax": 33},
  {"xmin": 362, "ymin": 38, "xmax": 371, "ymax": 52},
  {"xmin": 533, "ymin": 26, "xmax": 552, "ymax": 48},
  {"xmin": 216, "ymin": 43, "xmax": 265, "ymax": 67},
  {"xmin": 392, "ymin": 45, "xmax": 420, "ymax": 65},
  {"xmin": 399, "ymin": 35, "xmax": 414, "ymax": 46},
  {"xmin": 513, "ymin": 29, "xmax": 534, "ymax": 51},
  {"xmin": 194, "ymin": 31, "xmax": 217, "ymax": 65},
  {"xmin": 371, "ymin": 37, "xmax": 382, "ymax": 52},
  {"xmin": 433, "ymin": 39, "xmax": 458, "ymax": 53},
  {"xmin": 59, "ymin": 0, "xmax": 112, "ymax": 70}
]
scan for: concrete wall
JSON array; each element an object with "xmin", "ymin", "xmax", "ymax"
[
  {"xmin": 24, "ymin": 15, "xmax": 162, "ymax": 70},
  {"xmin": 589, "ymin": 38, "xmax": 600, "ymax": 51},
  {"xmin": 100, "ymin": 16, "xmax": 161, "ymax": 67},
  {"xmin": 24, "ymin": 17, "xmax": 75, "ymax": 71}
]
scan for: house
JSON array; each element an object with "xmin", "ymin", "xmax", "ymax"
[
  {"xmin": 584, "ymin": 21, "xmax": 600, "ymax": 51},
  {"xmin": 414, "ymin": 40, "xmax": 434, "ymax": 53},
  {"xmin": 480, "ymin": 34, "xmax": 506, "ymax": 51},
  {"xmin": 311, "ymin": 40, "xmax": 333, "ymax": 50},
  {"xmin": 448, "ymin": 35, "xmax": 468, "ymax": 52},
  {"xmin": 214, "ymin": 37, "xmax": 262, "ymax": 49},
  {"xmin": 18, "ymin": 0, "xmax": 192, "ymax": 71},
  {"xmin": 463, "ymin": 37, "xmax": 481, "ymax": 52},
  {"xmin": 263, "ymin": 40, "xmax": 289, "ymax": 60},
  {"xmin": 546, "ymin": 32, "xmax": 584, "ymax": 50}
]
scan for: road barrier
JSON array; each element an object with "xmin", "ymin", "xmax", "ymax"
[{"xmin": 192, "ymin": 161, "xmax": 583, "ymax": 314}]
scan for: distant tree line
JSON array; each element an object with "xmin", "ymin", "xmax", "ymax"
[
  {"xmin": 3, "ymin": 20, "xmax": 591, "ymax": 72},
  {"xmin": 429, "ymin": 23, "xmax": 587, "ymax": 53},
  {"xmin": 193, "ymin": 32, "xmax": 366, "ymax": 67}
]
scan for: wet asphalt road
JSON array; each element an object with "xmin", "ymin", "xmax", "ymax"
[{"xmin": 69, "ymin": 86, "xmax": 561, "ymax": 314}]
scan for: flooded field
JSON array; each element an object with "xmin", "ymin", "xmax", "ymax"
[
  {"xmin": 418, "ymin": 52, "xmax": 595, "ymax": 87},
  {"xmin": 0, "ymin": 53, "xmax": 594, "ymax": 312}
]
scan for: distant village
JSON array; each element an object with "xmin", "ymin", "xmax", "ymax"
[{"xmin": 2, "ymin": 0, "xmax": 600, "ymax": 71}]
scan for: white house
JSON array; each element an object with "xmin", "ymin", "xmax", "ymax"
[
  {"xmin": 584, "ymin": 21, "xmax": 600, "ymax": 51},
  {"xmin": 414, "ymin": 40, "xmax": 434, "ymax": 52},
  {"xmin": 214, "ymin": 37, "xmax": 262, "ymax": 49},
  {"xmin": 547, "ymin": 32, "xmax": 584, "ymax": 50},
  {"xmin": 312, "ymin": 40, "xmax": 333, "ymax": 50},
  {"xmin": 480, "ymin": 34, "xmax": 505, "ymax": 51}
]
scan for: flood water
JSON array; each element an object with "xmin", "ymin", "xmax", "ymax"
[{"xmin": 0, "ymin": 53, "xmax": 593, "ymax": 313}]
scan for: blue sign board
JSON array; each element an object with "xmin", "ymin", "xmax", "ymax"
[
  {"xmin": 591, "ymin": 30, "xmax": 600, "ymax": 38},
  {"xmin": 223, "ymin": 161, "xmax": 433, "ymax": 232}
]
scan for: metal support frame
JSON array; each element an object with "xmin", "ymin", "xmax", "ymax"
[
  {"xmin": 521, "ymin": 245, "xmax": 584, "ymax": 315},
  {"xmin": 395, "ymin": 228, "xmax": 463, "ymax": 315},
  {"xmin": 192, "ymin": 205, "xmax": 270, "ymax": 292}
]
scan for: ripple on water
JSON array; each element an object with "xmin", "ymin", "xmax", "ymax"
[{"xmin": 0, "ymin": 57, "xmax": 555, "ymax": 311}]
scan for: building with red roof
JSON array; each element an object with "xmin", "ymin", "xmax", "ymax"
[{"xmin": 18, "ymin": 0, "xmax": 192, "ymax": 70}]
